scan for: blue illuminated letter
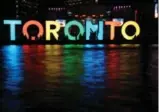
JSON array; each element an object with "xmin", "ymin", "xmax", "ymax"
[
  {"xmin": 86, "ymin": 20, "xmax": 103, "ymax": 40},
  {"xmin": 3, "ymin": 20, "xmax": 22, "ymax": 41}
]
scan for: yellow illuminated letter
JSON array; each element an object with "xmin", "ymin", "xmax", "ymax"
[
  {"xmin": 121, "ymin": 21, "xmax": 140, "ymax": 40},
  {"xmin": 46, "ymin": 21, "xmax": 61, "ymax": 40},
  {"xmin": 105, "ymin": 21, "xmax": 122, "ymax": 40}
]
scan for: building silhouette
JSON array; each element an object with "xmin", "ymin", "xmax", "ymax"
[
  {"xmin": 15, "ymin": 0, "xmax": 40, "ymax": 19},
  {"xmin": 64, "ymin": 0, "xmax": 97, "ymax": 7}
]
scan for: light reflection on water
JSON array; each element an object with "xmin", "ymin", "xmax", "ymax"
[
  {"xmin": 1, "ymin": 45, "xmax": 24, "ymax": 112},
  {"xmin": 0, "ymin": 45, "xmax": 157, "ymax": 112},
  {"xmin": 3, "ymin": 46, "xmax": 24, "ymax": 95}
]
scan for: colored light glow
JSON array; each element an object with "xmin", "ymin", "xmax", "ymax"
[
  {"xmin": 55, "ymin": 19, "xmax": 66, "ymax": 27},
  {"xmin": 155, "ymin": 3, "xmax": 158, "ymax": 18},
  {"xmin": 3, "ymin": 20, "xmax": 140, "ymax": 41},
  {"xmin": 119, "ymin": 49, "xmax": 140, "ymax": 79},
  {"xmin": 64, "ymin": 20, "xmax": 85, "ymax": 40},
  {"xmin": 121, "ymin": 21, "xmax": 140, "ymax": 40},
  {"xmin": 44, "ymin": 45, "xmax": 63, "ymax": 78},
  {"xmin": 3, "ymin": 45, "xmax": 24, "ymax": 95},
  {"xmin": 135, "ymin": 10, "xmax": 138, "ymax": 21},
  {"xmin": 22, "ymin": 45, "xmax": 46, "ymax": 91},
  {"xmin": 81, "ymin": 49, "xmax": 106, "ymax": 88},
  {"xmin": 107, "ymin": 50, "xmax": 120, "ymax": 80},
  {"xmin": 46, "ymin": 21, "xmax": 61, "ymax": 40},
  {"xmin": 83, "ymin": 15, "xmax": 86, "ymax": 17},
  {"xmin": 97, "ymin": 44, "xmax": 104, "ymax": 48},
  {"xmin": 105, "ymin": 21, "xmax": 122, "ymax": 40},
  {"xmin": 86, "ymin": 20, "xmax": 103, "ymax": 40},
  {"xmin": 106, "ymin": 50, "xmax": 120, "ymax": 95},
  {"xmin": 64, "ymin": 44, "xmax": 84, "ymax": 49},
  {"xmin": 22, "ymin": 20, "xmax": 44, "ymax": 40},
  {"xmin": 3, "ymin": 20, "xmax": 22, "ymax": 40},
  {"xmin": 75, "ymin": 15, "xmax": 79, "ymax": 17},
  {"xmin": 84, "ymin": 44, "xmax": 96, "ymax": 48},
  {"xmin": 113, "ymin": 18, "xmax": 124, "ymax": 25},
  {"xmin": 84, "ymin": 44, "xmax": 104, "ymax": 48},
  {"xmin": 95, "ymin": 0, "xmax": 98, "ymax": 3},
  {"xmin": 120, "ymin": 44, "xmax": 140, "ymax": 48},
  {"xmin": 63, "ymin": 49, "xmax": 84, "ymax": 77},
  {"xmin": 108, "ymin": 44, "xmax": 118, "ymax": 48},
  {"xmin": 62, "ymin": 49, "xmax": 84, "ymax": 98},
  {"xmin": 45, "ymin": 45, "xmax": 63, "ymax": 55},
  {"xmin": 81, "ymin": 19, "xmax": 85, "ymax": 23}
]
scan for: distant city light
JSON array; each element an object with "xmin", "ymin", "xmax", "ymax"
[
  {"xmin": 100, "ymin": 14, "xmax": 104, "ymax": 17},
  {"xmin": 155, "ymin": 3, "xmax": 158, "ymax": 18},
  {"xmin": 67, "ymin": 11, "xmax": 72, "ymax": 16},
  {"xmin": 83, "ymin": 15, "xmax": 86, "ymax": 17},
  {"xmin": 113, "ymin": 18, "xmax": 124, "ymax": 25},
  {"xmin": 16, "ymin": 0, "xmax": 39, "ymax": 18},
  {"xmin": 75, "ymin": 15, "xmax": 79, "ymax": 17},
  {"xmin": 113, "ymin": 5, "xmax": 131, "ymax": 11},
  {"xmin": 56, "ymin": 20, "xmax": 66, "ymax": 27},
  {"xmin": 135, "ymin": 10, "xmax": 138, "ymax": 21}
]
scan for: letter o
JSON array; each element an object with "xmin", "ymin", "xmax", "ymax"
[
  {"xmin": 121, "ymin": 21, "xmax": 140, "ymax": 40},
  {"xmin": 22, "ymin": 20, "xmax": 44, "ymax": 40},
  {"xmin": 64, "ymin": 20, "xmax": 84, "ymax": 40}
]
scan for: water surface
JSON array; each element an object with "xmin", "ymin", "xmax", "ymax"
[{"xmin": 0, "ymin": 45, "xmax": 158, "ymax": 112}]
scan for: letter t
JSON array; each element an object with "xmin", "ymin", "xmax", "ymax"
[{"xmin": 3, "ymin": 20, "xmax": 22, "ymax": 41}]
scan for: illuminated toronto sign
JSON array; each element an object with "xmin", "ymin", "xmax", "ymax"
[{"xmin": 3, "ymin": 20, "xmax": 140, "ymax": 41}]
